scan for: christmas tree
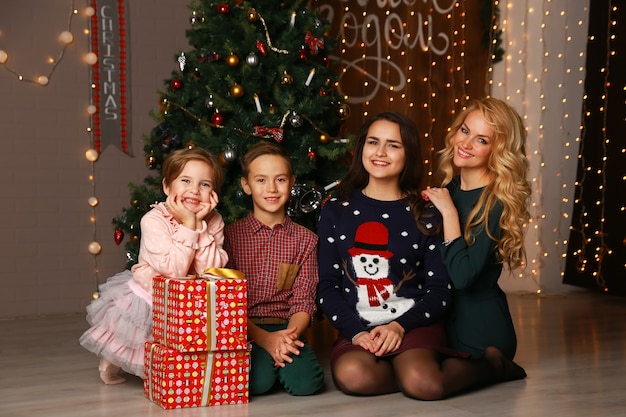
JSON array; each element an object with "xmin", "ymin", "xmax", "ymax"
[{"xmin": 112, "ymin": 0, "xmax": 352, "ymax": 268}]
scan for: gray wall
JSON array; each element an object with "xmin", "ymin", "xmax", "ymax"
[{"xmin": 0, "ymin": 0, "xmax": 190, "ymax": 317}]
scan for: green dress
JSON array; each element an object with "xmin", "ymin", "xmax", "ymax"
[{"xmin": 440, "ymin": 177, "xmax": 517, "ymax": 360}]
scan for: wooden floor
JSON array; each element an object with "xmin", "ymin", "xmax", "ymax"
[{"xmin": 1, "ymin": 291, "xmax": 625, "ymax": 417}]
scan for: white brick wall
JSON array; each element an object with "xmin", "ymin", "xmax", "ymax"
[{"xmin": 0, "ymin": 0, "xmax": 191, "ymax": 317}]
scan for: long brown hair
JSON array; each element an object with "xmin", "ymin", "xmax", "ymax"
[{"xmin": 336, "ymin": 111, "xmax": 436, "ymax": 234}]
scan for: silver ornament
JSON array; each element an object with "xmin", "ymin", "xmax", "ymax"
[
  {"xmin": 245, "ymin": 52, "xmax": 259, "ymax": 67},
  {"xmin": 287, "ymin": 184, "xmax": 323, "ymax": 217},
  {"xmin": 223, "ymin": 148, "xmax": 237, "ymax": 163},
  {"xmin": 205, "ymin": 95, "xmax": 215, "ymax": 108},
  {"xmin": 289, "ymin": 112, "xmax": 303, "ymax": 128}
]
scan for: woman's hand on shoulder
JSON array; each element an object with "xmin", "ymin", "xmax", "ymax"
[{"xmin": 422, "ymin": 188, "xmax": 456, "ymax": 217}]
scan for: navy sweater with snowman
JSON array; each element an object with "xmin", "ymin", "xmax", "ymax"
[{"xmin": 316, "ymin": 189, "xmax": 452, "ymax": 341}]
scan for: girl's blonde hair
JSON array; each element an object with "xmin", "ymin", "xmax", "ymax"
[{"xmin": 438, "ymin": 98, "xmax": 531, "ymax": 268}]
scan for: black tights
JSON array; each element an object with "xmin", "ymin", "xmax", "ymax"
[{"xmin": 331, "ymin": 347, "xmax": 526, "ymax": 400}]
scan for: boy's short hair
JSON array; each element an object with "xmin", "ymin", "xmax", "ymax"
[{"xmin": 241, "ymin": 141, "xmax": 293, "ymax": 178}]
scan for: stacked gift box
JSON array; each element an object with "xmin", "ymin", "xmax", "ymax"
[{"xmin": 144, "ymin": 269, "xmax": 249, "ymax": 409}]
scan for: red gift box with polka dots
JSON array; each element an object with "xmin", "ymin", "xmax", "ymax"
[
  {"xmin": 144, "ymin": 342, "xmax": 250, "ymax": 409},
  {"xmin": 152, "ymin": 271, "xmax": 247, "ymax": 352}
]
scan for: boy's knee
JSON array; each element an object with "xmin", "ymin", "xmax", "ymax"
[
  {"xmin": 282, "ymin": 370, "xmax": 325, "ymax": 396},
  {"xmin": 250, "ymin": 374, "xmax": 278, "ymax": 396},
  {"xmin": 279, "ymin": 352, "xmax": 325, "ymax": 396}
]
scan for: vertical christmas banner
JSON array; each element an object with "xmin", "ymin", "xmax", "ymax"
[{"xmin": 90, "ymin": 0, "xmax": 131, "ymax": 155}]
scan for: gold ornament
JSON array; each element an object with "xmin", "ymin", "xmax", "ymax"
[
  {"xmin": 226, "ymin": 53, "xmax": 239, "ymax": 67},
  {"xmin": 130, "ymin": 235, "xmax": 139, "ymax": 244},
  {"xmin": 230, "ymin": 83, "xmax": 244, "ymax": 98},
  {"xmin": 319, "ymin": 134, "xmax": 329, "ymax": 144},
  {"xmin": 338, "ymin": 103, "xmax": 351, "ymax": 120},
  {"xmin": 145, "ymin": 152, "xmax": 157, "ymax": 168},
  {"xmin": 247, "ymin": 9, "xmax": 259, "ymax": 22},
  {"xmin": 268, "ymin": 104, "xmax": 277, "ymax": 114},
  {"xmin": 280, "ymin": 72, "xmax": 293, "ymax": 86},
  {"xmin": 158, "ymin": 96, "xmax": 169, "ymax": 114}
]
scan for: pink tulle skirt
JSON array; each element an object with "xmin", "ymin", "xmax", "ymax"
[{"xmin": 79, "ymin": 270, "xmax": 152, "ymax": 377}]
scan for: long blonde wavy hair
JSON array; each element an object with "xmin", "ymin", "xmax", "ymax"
[{"xmin": 437, "ymin": 98, "xmax": 531, "ymax": 269}]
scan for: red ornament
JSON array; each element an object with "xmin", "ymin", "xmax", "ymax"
[
  {"xmin": 299, "ymin": 47, "xmax": 308, "ymax": 60},
  {"xmin": 217, "ymin": 3, "xmax": 230, "ymax": 14},
  {"xmin": 256, "ymin": 40, "xmax": 268, "ymax": 57},
  {"xmin": 211, "ymin": 112, "xmax": 224, "ymax": 126},
  {"xmin": 114, "ymin": 228, "xmax": 124, "ymax": 245},
  {"xmin": 170, "ymin": 78, "xmax": 182, "ymax": 90},
  {"xmin": 307, "ymin": 149, "xmax": 316, "ymax": 160}
]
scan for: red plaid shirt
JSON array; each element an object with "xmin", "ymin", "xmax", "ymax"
[{"xmin": 224, "ymin": 212, "xmax": 318, "ymax": 320}]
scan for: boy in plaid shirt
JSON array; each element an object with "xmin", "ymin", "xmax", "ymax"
[{"xmin": 223, "ymin": 141, "xmax": 324, "ymax": 396}]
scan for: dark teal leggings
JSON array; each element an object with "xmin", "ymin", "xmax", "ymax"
[{"xmin": 249, "ymin": 324, "xmax": 325, "ymax": 396}]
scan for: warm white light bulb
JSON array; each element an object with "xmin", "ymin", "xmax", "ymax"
[
  {"xmin": 0, "ymin": 50, "xmax": 7, "ymax": 64},
  {"xmin": 84, "ymin": 52, "xmax": 98, "ymax": 65},
  {"xmin": 88, "ymin": 242, "xmax": 102, "ymax": 255},
  {"xmin": 59, "ymin": 31, "xmax": 74, "ymax": 44},
  {"xmin": 37, "ymin": 76, "xmax": 49, "ymax": 86},
  {"xmin": 85, "ymin": 148, "xmax": 99, "ymax": 162}
]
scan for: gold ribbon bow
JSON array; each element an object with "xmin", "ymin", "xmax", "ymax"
[{"xmin": 203, "ymin": 267, "xmax": 245, "ymax": 279}]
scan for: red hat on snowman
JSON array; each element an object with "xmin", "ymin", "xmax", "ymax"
[{"xmin": 348, "ymin": 221, "xmax": 394, "ymax": 259}]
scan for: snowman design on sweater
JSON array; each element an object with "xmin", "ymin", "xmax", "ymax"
[{"xmin": 347, "ymin": 221, "xmax": 415, "ymax": 325}]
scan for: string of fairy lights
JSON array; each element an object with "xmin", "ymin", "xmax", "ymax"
[
  {"xmin": 556, "ymin": 6, "xmax": 586, "ymax": 283},
  {"xmin": 494, "ymin": 1, "xmax": 548, "ymax": 290},
  {"xmin": 571, "ymin": 2, "xmax": 616, "ymax": 290},
  {"xmin": 0, "ymin": 1, "xmax": 103, "ymax": 298},
  {"xmin": 84, "ymin": 4, "xmax": 103, "ymax": 299},
  {"xmin": 0, "ymin": 4, "xmax": 77, "ymax": 85},
  {"xmin": 491, "ymin": 1, "xmax": 594, "ymax": 293}
]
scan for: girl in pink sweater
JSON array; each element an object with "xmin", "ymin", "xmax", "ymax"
[{"xmin": 80, "ymin": 147, "xmax": 228, "ymax": 384}]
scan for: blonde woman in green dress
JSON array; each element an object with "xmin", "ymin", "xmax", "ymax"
[{"xmin": 423, "ymin": 97, "xmax": 531, "ymax": 364}]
